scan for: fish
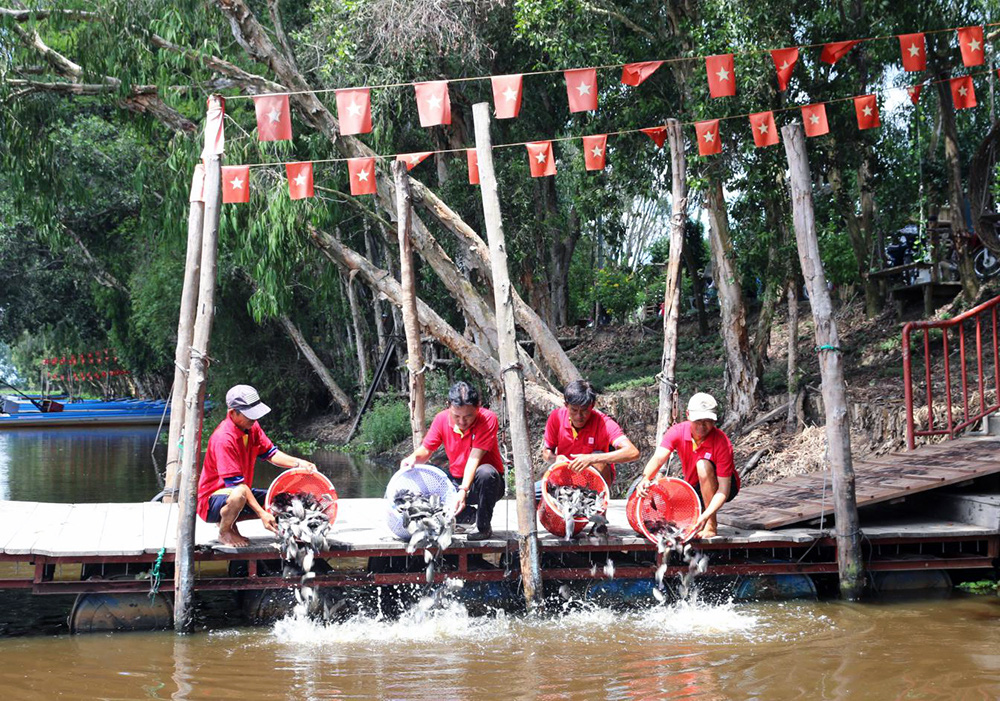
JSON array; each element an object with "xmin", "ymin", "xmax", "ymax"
[
  {"xmin": 642, "ymin": 519, "xmax": 711, "ymax": 603},
  {"xmin": 270, "ymin": 491, "xmax": 335, "ymax": 617},
  {"xmin": 393, "ymin": 489, "xmax": 456, "ymax": 585},
  {"xmin": 546, "ymin": 484, "xmax": 605, "ymax": 540}
]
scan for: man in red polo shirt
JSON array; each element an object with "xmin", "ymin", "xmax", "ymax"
[
  {"xmin": 400, "ymin": 381, "xmax": 504, "ymax": 541},
  {"xmin": 541, "ymin": 379, "xmax": 639, "ymax": 486},
  {"xmin": 637, "ymin": 392, "xmax": 740, "ymax": 539},
  {"xmin": 197, "ymin": 385, "xmax": 318, "ymax": 547}
]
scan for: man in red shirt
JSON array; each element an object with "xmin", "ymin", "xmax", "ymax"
[
  {"xmin": 637, "ymin": 392, "xmax": 740, "ymax": 539},
  {"xmin": 541, "ymin": 379, "xmax": 639, "ymax": 486},
  {"xmin": 197, "ymin": 385, "xmax": 317, "ymax": 547},
  {"xmin": 400, "ymin": 382, "xmax": 504, "ymax": 541}
]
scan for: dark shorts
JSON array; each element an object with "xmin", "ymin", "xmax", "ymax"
[
  {"xmin": 205, "ymin": 487, "xmax": 268, "ymax": 523},
  {"xmin": 692, "ymin": 462, "xmax": 740, "ymax": 507}
]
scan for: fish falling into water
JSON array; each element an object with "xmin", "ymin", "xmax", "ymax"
[
  {"xmin": 393, "ymin": 490, "xmax": 456, "ymax": 583},
  {"xmin": 644, "ymin": 517, "xmax": 709, "ymax": 603},
  {"xmin": 547, "ymin": 484, "xmax": 607, "ymax": 540},
  {"xmin": 271, "ymin": 491, "xmax": 334, "ymax": 617}
]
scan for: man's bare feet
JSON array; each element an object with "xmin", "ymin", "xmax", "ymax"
[
  {"xmin": 218, "ymin": 527, "xmax": 249, "ymax": 547},
  {"xmin": 697, "ymin": 526, "xmax": 717, "ymax": 539}
]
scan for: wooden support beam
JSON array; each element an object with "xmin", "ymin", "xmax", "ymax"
[
  {"xmin": 472, "ymin": 102, "xmax": 543, "ymax": 611},
  {"xmin": 782, "ymin": 121, "xmax": 864, "ymax": 599}
]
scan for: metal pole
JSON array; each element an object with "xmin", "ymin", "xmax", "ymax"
[{"xmin": 471, "ymin": 102, "xmax": 543, "ymax": 610}]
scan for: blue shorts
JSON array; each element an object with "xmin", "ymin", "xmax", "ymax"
[{"xmin": 205, "ymin": 487, "xmax": 268, "ymax": 523}]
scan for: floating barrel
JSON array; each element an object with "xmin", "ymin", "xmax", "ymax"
[
  {"xmin": 383, "ymin": 464, "xmax": 457, "ymax": 540},
  {"xmin": 733, "ymin": 573, "xmax": 818, "ymax": 602},
  {"xmin": 626, "ymin": 477, "xmax": 701, "ymax": 543},
  {"xmin": 586, "ymin": 578, "xmax": 658, "ymax": 605},
  {"xmin": 872, "ymin": 569, "xmax": 952, "ymax": 597},
  {"xmin": 265, "ymin": 468, "xmax": 338, "ymax": 524},
  {"xmin": 68, "ymin": 592, "xmax": 173, "ymax": 633},
  {"xmin": 537, "ymin": 464, "xmax": 609, "ymax": 538}
]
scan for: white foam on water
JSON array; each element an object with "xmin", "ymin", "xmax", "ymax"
[
  {"xmin": 643, "ymin": 598, "xmax": 761, "ymax": 638},
  {"xmin": 271, "ymin": 600, "xmax": 512, "ymax": 647}
]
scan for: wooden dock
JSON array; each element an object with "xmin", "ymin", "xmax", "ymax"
[
  {"xmin": 720, "ymin": 436, "xmax": 1000, "ymax": 530},
  {"xmin": 1, "ymin": 442, "xmax": 998, "ymax": 595}
]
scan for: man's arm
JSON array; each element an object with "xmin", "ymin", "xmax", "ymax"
[
  {"xmin": 401, "ymin": 444, "xmax": 432, "ymax": 469},
  {"xmin": 242, "ymin": 484, "xmax": 278, "ymax": 532},
  {"xmin": 453, "ymin": 447, "xmax": 485, "ymax": 514},
  {"xmin": 567, "ymin": 436, "xmax": 641, "ymax": 472},
  {"xmin": 268, "ymin": 449, "xmax": 317, "ymax": 471},
  {"xmin": 636, "ymin": 446, "xmax": 672, "ymax": 496}
]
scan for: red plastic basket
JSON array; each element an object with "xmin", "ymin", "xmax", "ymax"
[
  {"xmin": 264, "ymin": 468, "xmax": 338, "ymax": 524},
  {"xmin": 538, "ymin": 464, "xmax": 609, "ymax": 538},
  {"xmin": 626, "ymin": 477, "xmax": 701, "ymax": 544}
]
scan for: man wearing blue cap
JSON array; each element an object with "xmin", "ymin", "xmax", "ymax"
[{"xmin": 197, "ymin": 384, "xmax": 317, "ymax": 547}]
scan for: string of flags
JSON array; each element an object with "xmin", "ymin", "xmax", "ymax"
[{"xmin": 198, "ymin": 24, "xmax": 993, "ymax": 203}]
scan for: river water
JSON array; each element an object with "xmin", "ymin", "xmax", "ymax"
[{"xmin": 2, "ymin": 427, "xmax": 1000, "ymax": 699}]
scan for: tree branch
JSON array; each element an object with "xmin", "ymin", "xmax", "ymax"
[
  {"xmin": 0, "ymin": 8, "xmax": 100, "ymax": 22},
  {"xmin": 578, "ymin": 0, "xmax": 655, "ymax": 40},
  {"xmin": 266, "ymin": 0, "xmax": 299, "ymax": 72}
]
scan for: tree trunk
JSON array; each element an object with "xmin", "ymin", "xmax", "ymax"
[
  {"xmin": 937, "ymin": 76, "xmax": 980, "ymax": 303},
  {"xmin": 276, "ymin": 314, "xmax": 353, "ymax": 415},
  {"xmin": 782, "ymin": 122, "xmax": 864, "ymax": 600},
  {"xmin": 753, "ymin": 193, "xmax": 789, "ymax": 376},
  {"xmin": 682, "ymin": 222, "xmax": 710, "ymax": 335},
  {"xmin": 344, "ymin": 268, "xmax": 370, "ymax": 387},
  {"xmin": 828, "ymin": 164, "xmax": 881, "ymax": 316},
  {"xmin": 656, "ymin": 119, "xmax": 687, "ymax": 438},
  {"xmin": 786, "ymin": 279, "xmax": 800, "ymax": 433},
  {"xmin": 363, "ymin": 219, "xmax": 388, "ymax": 357},
  {"xmin": 216, "ymin": 0, "xmax": 580, "ymax": 386},
  {"xmin": 309, "ymin": 225, "xmax": 561, "ymax": 413},
  {"xmin": 393, "ymin": 161, "xmax": 426, "ymax": 449},
  {"xmin": 175, "ymin": 152, "xmax": 222, "ymax": 632},
  {"xmin": 165, "ymin": 165, "xmax": 205, "ymax": 502},
  {"xmin": 704, "ymin": 177, "xmax": 759, "ymax": 426},
  {"xmin": 473, "ymin": 102, "xmax": 542, "ymax": 611}
]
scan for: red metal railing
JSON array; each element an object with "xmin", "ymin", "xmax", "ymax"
[{"xmin": 903, "ymin": 294, "xmax": 1000, "ymax": 450}]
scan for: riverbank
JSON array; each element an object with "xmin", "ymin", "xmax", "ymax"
[{"xmin": 298, "ymin": 292, "xmax": 988, "ymax": 497}]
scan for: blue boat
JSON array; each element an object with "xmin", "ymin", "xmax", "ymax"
[{"xmin": 0, "ymin": 396, "xmax": 170, "ymax": 428}]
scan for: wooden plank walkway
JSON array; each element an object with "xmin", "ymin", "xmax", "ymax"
[
  {"xmin": 0, "ymin": 494, "xmax": 996, "ymax": 563},
  {"xmin": 719, "ymin": 435, "xmax": 1000, "ymax": 530}
]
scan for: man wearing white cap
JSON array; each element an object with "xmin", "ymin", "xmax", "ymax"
[
  {"xmin": 637, "ymin": 392, "xmax": 740, "ymax": 539},
  {"xmin": 196, "ymin": 385, "xmax": 317, "ymax": 547}
]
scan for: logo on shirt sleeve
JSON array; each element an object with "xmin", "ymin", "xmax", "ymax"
[
  {"xmin": 704, "ymin": 451, "xmax": 712, "ymax": 460},
  {"xmin": 588, "ymin": 437, "xmax": 594, "ymax": 444}
]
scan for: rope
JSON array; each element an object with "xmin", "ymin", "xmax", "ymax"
[
  {"xmin": 148, "ymin": 546, "xmax": 166, "ymax": 600},
  {"xmin": 814, "ymin": 344, "xmax": 842, "ymax": 352}
]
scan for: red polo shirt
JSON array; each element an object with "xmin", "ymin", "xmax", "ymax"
[
  {"xmin": 660, "ymin": 421, "xmax": 740, "ymax": 490},
  {"xmin": 543, "ymin": 407, "xmax": 626, "ymax": 457},
  {"xmin": 197, "ymin": 416, "xmax": 276, "ymax": 520},
  {"xmin": 423, "ymin": 407, "xmax": 504, "ymax": 479}
]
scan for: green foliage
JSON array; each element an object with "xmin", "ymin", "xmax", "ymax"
[
  {"xmin": 354, "ymin": 399, "xmax": 411, "ymax": 453},
  {"xmin": 591, "ymin": 268, "xmax": 642, "ymax": 322},
  {"xmin": 957, "ymin": 579, "xmax": 1000, "ymax": 595}
]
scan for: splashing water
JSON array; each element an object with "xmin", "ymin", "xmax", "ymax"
[{"xmin": 646, "ymin": 520, "xmax": 709, "ymax": 603}]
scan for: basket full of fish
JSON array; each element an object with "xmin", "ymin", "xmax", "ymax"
[
  {"xmin": 265, "ymin": 467, "xmax": 338, "ymax": 525},
  {"xmin": 538, "ymin": 463, "xmax": 609, "ymax": 539},
  {"xmin": 384, "ymin": 464, "xmax": 458, "ymax": 541},
  {"xmin": 626, "ymin": 476, "xmax": 701, "ymax": 544}
]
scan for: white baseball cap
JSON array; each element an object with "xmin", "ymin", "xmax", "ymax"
[
  {"xmin": 687, "ymin": 392, "xmax": 718, "ymax": 422},
  {"xmin": 226, "ymin": 385, "xmax": 271, "ymax": 421}
]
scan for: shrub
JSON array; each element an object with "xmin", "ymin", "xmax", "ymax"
[{"xmin": 356, "ymin": 399, "xmax": 411, "ymax": 453}]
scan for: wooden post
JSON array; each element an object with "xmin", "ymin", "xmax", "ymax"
[
  {"xmin": 174, "ymin": 151, "xmax": 223, "ymax": 632},
  {"xmin": 785, "ymin": 279, "xmax": 800, "ymax": 433},
  {"xmin": 165, "ymin": 165, "xmax": 205, "ymax": 502},
  {"xmin": 781, "ymin": 122, "xmax": 864, "ymax": 599},
  {"xmin": 393, "ymin": 160, "xmax": 426, "ymax": 448},
  {"xmin": 656, "ymin": 119, "xmax": 687, "ymax": 438},
  {"xmin": 472, "ymin": 102, "xmax": 543, "ymax": 610}
]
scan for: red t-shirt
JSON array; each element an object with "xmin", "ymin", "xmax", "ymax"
[
  {"xmin": 197, "ymin": 417, "xmax": 276, "ymax": 520},
  {"xmin": 422, "ymin": 407, "xmax": 504, "ymax": 479},
  {"xmin": 660, "ymin": 421, "xmax": 740, "ymax": 491},
  {"xmin": 543, "ymin": 407, "xmax": 625, "ymax": 457}
]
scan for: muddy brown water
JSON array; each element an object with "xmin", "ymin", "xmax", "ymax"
[{"xmin": 2, "ymin": 428, "xmax": 1000, "ymax": 699}]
